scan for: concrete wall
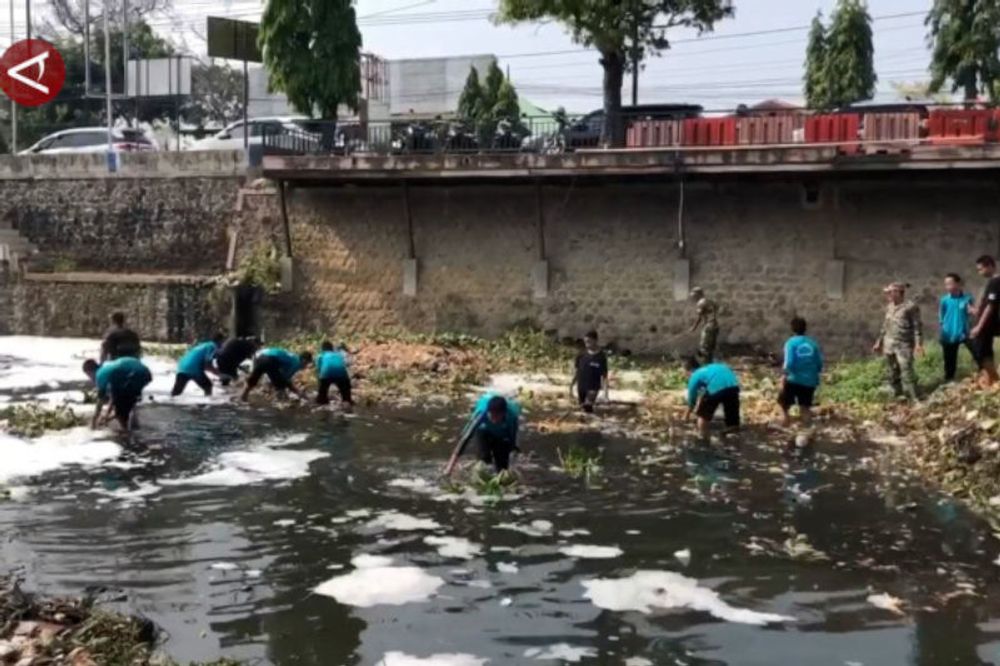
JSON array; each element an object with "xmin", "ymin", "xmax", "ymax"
[
  {"xmin": 0, "ymin": 153, "xmax": 243, "ymax": 274},
  {"xmin": 238, "ymin": 176, "xmax": 1000, "ymax": 356},
  {"xmin": 2, "ymin": 276, "xmax": 223, "ymax": 343}
]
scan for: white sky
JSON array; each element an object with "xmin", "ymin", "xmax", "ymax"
[{"xmin": 3, "ymin": 0, "xmax": 934, "ymax": 112}]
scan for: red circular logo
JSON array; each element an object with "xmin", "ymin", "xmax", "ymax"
[{"xmin": 0, "ymin": 39, "xmax": 66, "ymax": 107}]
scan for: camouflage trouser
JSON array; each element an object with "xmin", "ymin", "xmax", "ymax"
[
  {"xmin": 885, "ymin": 348, "xmax": 918, "ymax": 400},
  {"xmin": 698, "ymin": 325, "xmax": 719, "ymax": 363}
]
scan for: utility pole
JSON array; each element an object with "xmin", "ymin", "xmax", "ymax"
[
  {"xmin": 103, "ymin": 0, "xmax": 112, "ymax": 152},
  {"xmin": 630, "ymin": 16, "xmax": 639, "ymax": 106},
  {"xmin": 122, "ymin": 0, "xmax": 129, "ymax": 125},
  {"xmin": 9, "ymin": 0, "xmax": 16, "ymax": 153},
  {"xmin": 24, "ymin": 0, "xmax": 28, "ymax": 42}
]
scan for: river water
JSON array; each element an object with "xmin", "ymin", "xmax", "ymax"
[{"xmin": 2, "ymin": 337, "xmax": 1000, "ymax": 666}]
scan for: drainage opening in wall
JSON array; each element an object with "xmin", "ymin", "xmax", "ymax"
[{"xmin": 233, "ymin": 285, "xmax": 263, "ymax": 338}]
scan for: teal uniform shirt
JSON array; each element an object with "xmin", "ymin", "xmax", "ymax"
[
  {"xmin": 96, "ymin": 357, "xmax": 153, "ymax": 399},
  {"xmin": 686, "ymin": 363, "xmax": 739, "ymax": 408},
  {"xmin": 177, "ymin": 341, "xmax": 218, "ymax": 377},
  {"xmin": 259, "ymin": 348, "xmax": 302, "ymax": 381},
  {"xmin": 316, "ymin": 350, "xmax": 349, "ymax": 380},
  {"xmin": 939, "ymin": 292, "xmax": 974, "ymax": 343},
  {"xmin": 472, "ymin": 393, "xmax": 521, "ymax": 444},
  {"xmin": 783, "ymin": 335, "xmax": 824, "ymax": 388}
]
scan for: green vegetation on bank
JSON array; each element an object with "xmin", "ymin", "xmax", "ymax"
[{"xmin": 0, "ymin": 404, "xmax": 82, "ymax": 437}]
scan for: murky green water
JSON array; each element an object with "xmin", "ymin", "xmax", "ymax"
[{"xmin": 2, "ymin": 340, "xmax": 1000, "ymax": 665}]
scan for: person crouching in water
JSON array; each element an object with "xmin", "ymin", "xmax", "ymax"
[
  {"xmin": 214, "ymin": 336, "xmax": 261, "ymax": 386},
  {"xmin": 779, "ymin": 317, "xmax": 823, "ymax": 428},
  {"xmin": 83, "ymin": 357, "xmax": 152, "ymax": 433},
  {"xmin": 316, "ymin": 341, "xmax": 354, "ymax": 409},
  {"xmin": 240, "ymin": 347, "xmax": 313, "ymax": 402},
  {"xmin": 444, "ymin": 394, "xmax": 521, "ymax": 477},
  {"xmin": 685, "ymin": 357, "xmax": 741, "ymax": 441},
  {"xmin": 172, "ymin": 333, "xmax": 225, "ymax": 397},
  {"xmin": 570, "ymin": 330, "xmax": 609, "ymax": 413}
]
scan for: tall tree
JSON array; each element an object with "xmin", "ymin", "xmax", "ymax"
[
  {"xmin": 803, "ymin": 12, "xmax": 829, "ymax": 109},
  {"xmin": 258, "ymin": 0, "xmax": 362, "ymax": 119},
  {"xmin": 44, "ymin": 0, "xmax": 172, "ymax": 37},
  {"xmin": 824, "ymin": 0, "xmax": 876, "ymax": 108},
  {"xmin": 927, "ymin": 0, "xmax": 1000, "ymax": 102},
  {"xmin": 183, "ymin": 63, "xmax": 245, "ymax": 128},
  {"xmin": 457, "ymin": 67, "xmax": 483, "ymax": 122},
  {"xmin": 496, "ymin": 0, "xmax": 734, "ymax": 147}
]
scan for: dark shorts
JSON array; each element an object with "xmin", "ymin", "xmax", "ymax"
[
  {"xmin": 696, "ymin": 386, "xmax": 741, "ymax": 427},
  {"xmin": 111, "ymin": 392, "xmax": 141, "ymax": 428},
  {"xmin": 973, "ymin": 332, "xmax": 996, "ymax": 365},
  {"xmin": 171, "ymin": 372, "xmax": 213, "ymax": 396},
  {"xmin": 246, "ymin": 355, "xmax": 292, "ymax": 391},
  {"xmin": 317, "ymin": 374, "xmax": 353, "ymax": 405},
  {"xmin": 779, "ymin": 382, "xmax": 816, "ymax": 409},
  {"xmin": 476, "ymin": 430, "xmax": 516, "ymax": 472},
  {"xmin": 577, "ymin": 383, "xmax": 599, "ymax": 412}
]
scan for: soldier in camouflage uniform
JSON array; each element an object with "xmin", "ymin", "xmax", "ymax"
[
  {"xmin": 689, "ymin": 287, "xmax": 720, "ymax": 363},
  {"xmin": 873, "ymin": 282, "xmax": 924, "ymax": 401}
]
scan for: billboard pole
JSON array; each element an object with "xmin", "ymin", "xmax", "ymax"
[
  {"xmin": 243, "ymin": 58, "xmax": 248, "ymax": 150},
  {"xmin": 9, "ymin": 0, "xmax": 17, "ymax": 153},
  {"xmin": 103, "ymin": 0, "xmax": 112, "ymax": 151},
  {"xmin": 122, "ymin": 0, "xmax": 129, "ymax": 125}
]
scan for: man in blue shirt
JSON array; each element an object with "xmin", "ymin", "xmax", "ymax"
[
  {"xmin": 240, "ymin": 347, "xmax": 313, "ymax": 402},
  {"xmin": 83, "ymin": 357, "xmax": 153, "ymax": 432},
  {"xmin": 316, "ymin": 341, "xmax": 354, "ymax": 408},
  {"xmin": 444, "ymin": 393, "xmax": 521, "ymax": 476},
  {"xmin": 779, "ymin": 317, "xmax": 824, "ymax": 427},
  {"xmin": 939, "ymin": 273, "xmax": 976, "ymax": 382},
  {"xmin": 171, "ymin": 333, "xmax": 225, "ymax": 397},
  {"xmin": 685, "ymin": 358, "xmax": 740, "ymax": 441}
]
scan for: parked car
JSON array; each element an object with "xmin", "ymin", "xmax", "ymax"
[
  {"xmin": 557, "ymin": 104, "xmax": 704, "ymax": 150},
  {"xmin": 20, "ymin": 127, "xmax": 156, "ymax": 155},
  {"xmin": 186, "ymin": 117, "xmax": 318, "ymax": 152}
]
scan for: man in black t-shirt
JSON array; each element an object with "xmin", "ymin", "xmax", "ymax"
[
  {"xmin": 100, "ymin": 312, "xmax": 142, "ymax": 362},
  {"xmin": 214, "ymin": 336, "xmax": 261, "ymax": 386},
  {"xmin": 570, "ymin": 330, "xmax": 609, "ymax": 413},
  {"xmin": 972, "ymin": 255, "xmax": 1000, "ymax": 387}
]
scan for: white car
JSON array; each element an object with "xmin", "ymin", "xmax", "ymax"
[
  {"xmin": 20, "ymin": 127, "xmax": 157, "ymax": 154},
  {"xmin": 186, "ymin": 117, "xmax": 315, "ymax": 152}
]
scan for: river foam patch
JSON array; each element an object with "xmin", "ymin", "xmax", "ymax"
[
  {"xmin": 582, "ymin": 570, "xmax": 794, "ymax": 625},
  {"xmin": 0, "ymin": 428, "xmax": 122, "ymax": 485},
  {"xmin": 424, "ymin": 536, "xmax": 483, "ymax": 560},
  {"xmin": 161, "ymin": 433, "xmax": 322, "ymax": 487},
  {"xmin": 377, "ymin": 652, "xmax": 487, "ymax": 666},
  {"xmin": 559, "ymin": 545, "xmax": 624, "ymax": 559},
  {"xmin": 314, "ymin": 553, "xmax": 444, "ymax": 607}
]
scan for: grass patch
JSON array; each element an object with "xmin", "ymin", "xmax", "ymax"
[
  {"xmin": 1, "ymin": 404, "xmax": 82, "ymax": 437},
  {"xmin": 557, "ymin": 445, "xmax": 604, "ymax": 484},
  {"xmin": 822, "ymin": 343, "xmax": 978, "ymax": 414}
]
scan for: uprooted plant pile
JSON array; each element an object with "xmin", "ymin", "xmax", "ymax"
[
  {"xmin": 0, "ymin": 405, "xmax": 82, "ymax": 438},
  {"xmin": 0, "ymin": 576, "xmax": 240, "ymax": 666},
  {"xmin": 898, "ymin": 382, "xmax": 1000, "ymax": 513}
]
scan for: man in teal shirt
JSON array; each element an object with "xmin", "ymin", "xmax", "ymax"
[
  {"xmin": 240, "ymin": 347, "xmax": 313, "ymax": 402},
  {"xmin": 444, "ymin": 393, "xmax": 521, "ymax": 475},
  {"xmin": 779, "ymin": 317, "xmax": 824, "ymax": 427},
  {"xmin": 685, "ymin": 358, "xmax": 740, "ymax": 440},
  {"xmin": 83, "ymin": 357, "xmax": 153, "ymax": 432},
  {"xmin": 171, "ymin": 333, "xmax": 224, "ymax": 397},
  {"xmin": 939, "ymin": 273, "xmax": 976, "ymax": 382},
  {"xmin": 316, "ymin": 341, "xmax": 354, "ymax": 408}
]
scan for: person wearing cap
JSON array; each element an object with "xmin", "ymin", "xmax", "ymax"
[
  {"xmin": 689, "ymin": 287, "xmax": 720, "ymax": 363},
  {"xmin": 873, "ymin": 282, "xmax": 924, "ymax": 401}
]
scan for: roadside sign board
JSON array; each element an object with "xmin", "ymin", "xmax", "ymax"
[
  {"xmin": 127, "ymin": 57, "xmax": 192, "ymax": 97},
  {"xmin": 207, "ymin": 16, "xmax": 262, "ymax": 63}
]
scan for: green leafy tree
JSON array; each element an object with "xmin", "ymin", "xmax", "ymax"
[
  {"xmin": 804, "ymin": 12, "xmax": 829, "ymax": 108},
  {"xmin": 457, "ymin": 67, "xmax": 483, "ymax": 121},
  {"xmin": 496, "ymin": 0, "xmax": 734, "ymax": 147},
  {"xmin": 824, "ymin": 0, "xmax": 876, "ymax": 108},
  {"xmin": 183, "ymin": 63, "xmax": 245, "ymax": 128},
  {"xmin": 455, "ymin": 63, "xmax": 523, "ymax": 147},
  {"xmin": 259, "ymin": 0, "xmax": 362, "ymax": 119},
  {"xmin": 927, "ymin": 0, "xmax": 1000, "ymax": 102}
]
